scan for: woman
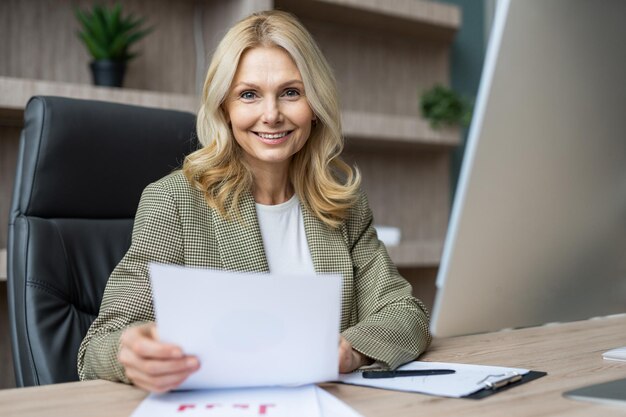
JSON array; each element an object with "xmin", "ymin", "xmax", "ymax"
[{"xmin": 78, "ymin": 10, "xmax": 431, "ymax": 393}]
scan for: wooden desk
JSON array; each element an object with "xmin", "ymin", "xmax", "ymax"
[{"xmin": 1, "ymin": 316, "xmax": 625, "ymax": 417}]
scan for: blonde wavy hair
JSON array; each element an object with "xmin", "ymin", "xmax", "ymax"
[{"xmin": 183, "ymin": 10, "xmax": 361, "ymax": 228}]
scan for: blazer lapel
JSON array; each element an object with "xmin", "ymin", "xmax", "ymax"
[
  {"xmin": 212, "ymin": 191, "xmax": 269, "ymax": 273},
  {"xmin": 301, "ymin": 203, "xmax": 352, "ymax": 278},
  {"xmin": 212, "ymin": 193, "xmax": 352, "ymax": 278},
  {"xmin": 302, "ymin": 202, "xmax": 354, "ymax": 331}
]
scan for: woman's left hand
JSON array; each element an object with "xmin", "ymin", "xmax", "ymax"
[{"xmin": 338, "ymin": 336, "xmax": 369, "ymax": 373}]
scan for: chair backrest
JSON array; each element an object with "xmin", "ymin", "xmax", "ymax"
[{"xmin": 7, "ymin": 96, "xmax": 197, "ymax": 386}]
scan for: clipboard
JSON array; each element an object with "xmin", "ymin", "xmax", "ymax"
[
  {"xmin": 336, "ymin": 361, "xmax": 547, "ymax": 399},
  {"xmin": 464, "ymin": 370, "xmax": 547, "ymax": 399}
]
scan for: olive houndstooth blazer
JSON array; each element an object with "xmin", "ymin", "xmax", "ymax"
[{"xmin": 77, "ymin": 171, "xmax": 431, "ymax": 383}]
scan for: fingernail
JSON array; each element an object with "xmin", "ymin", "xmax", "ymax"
[
  {"xmin": 186, "ymin": 358, "xmax": 199, "ymax": 368},
  {"xmin": 172, "ymin": 349, "xmax": 183, "ymax": 358}
]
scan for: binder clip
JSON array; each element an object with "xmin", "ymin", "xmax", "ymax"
[{"xmin": 480, "ymin": 372, "xmax": 523, "ymax": 390}]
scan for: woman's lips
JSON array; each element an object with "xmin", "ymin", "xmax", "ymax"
[{"xmin": 254, "ymin": 130, "xmax": 292, "ymax": 145}]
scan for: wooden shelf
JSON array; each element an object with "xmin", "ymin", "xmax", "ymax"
[
  {"xmin": 0, "ymin": 76, "xmax": 199, "ymax": 127},
  {"xmin": 387, "ymin": 240, "xmax": 444, "ymax": 267},
  {"xmin": 274, "ymin": 0, "xmax": 461, "ymax": 41},
  {"xmin": 342, "ymin": 110, "xmax": 460, "ymax": 149}
]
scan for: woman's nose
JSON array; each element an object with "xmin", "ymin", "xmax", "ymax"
[{"xmin": 261, "ymin": 98, "xmax": 282, "ymax": 125}]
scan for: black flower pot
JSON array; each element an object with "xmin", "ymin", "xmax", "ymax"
[{"xmin": 89, "ymin": 60, "xmax": 126, "ymax": 87}]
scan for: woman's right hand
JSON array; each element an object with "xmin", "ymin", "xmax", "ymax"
[{"xmin": 118, "ymin": 322, "xmax": 200, "ymax": 393}]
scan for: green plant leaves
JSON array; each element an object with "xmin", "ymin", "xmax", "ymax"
[
  {"xmin": 74, "ymin": 2, "xmax": 153, "ymax": 62},
  {"xmin": 77, "ymin": 30, "xmax": 108, "ymax": 60},
  {"xmin": 420, "ymin": 85, "xmax": 473, "ymax": 129}
]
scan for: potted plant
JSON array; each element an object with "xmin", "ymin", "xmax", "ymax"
[
  {"xmin": 75, "ymin": 3, "xmax": 153, "ymax": 87},
  {"xmin": 420, "ymin": 85, "xmax": 473, "ymax": 129}
]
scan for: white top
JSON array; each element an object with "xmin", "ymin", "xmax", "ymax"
[{"xmin": 255, "ymin": 194, "xmax": 316, "ymax": 275}]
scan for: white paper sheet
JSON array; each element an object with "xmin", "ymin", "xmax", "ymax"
[
  {"xmin": 131, "ymin": 385, "xmax": 322, "ymax": 417},
  {"xmin": 315, "ymin": 387, "xmax": 364, "ymax": 417},
  {"xmin": 149, "ymin": 263, "xmax": 342, "ymax": 390},
  {"xmin": 337, "ymin": 361, "xmax": 529, "ymax": 398}
]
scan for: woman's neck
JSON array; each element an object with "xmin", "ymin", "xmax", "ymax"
[{"xmin": 250, "ymin": 164, "xmax": 294, "ymax": 205}]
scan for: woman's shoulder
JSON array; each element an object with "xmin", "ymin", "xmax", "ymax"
[
  {"xmin": 345, "ymin": 189, "xmax": 371, "ymax": 219},
  {"xmin": 144, "ymin": 170, "xmax": 204, "ymax": 204},
  {"xmin": 339, "ymin": 189, "xmax": 372, "ymax": 236}
]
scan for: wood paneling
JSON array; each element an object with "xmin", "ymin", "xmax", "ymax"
[
  {"xmin": 0, "ymin": 127, "xmax": 21, "ymax": 250},
  {"xmin": 302, "ymin": 17, "xmax": 449, "ymax": 116},
  {"xmin": 343, "ymin": 147, "xmax": 450, "ymax": 243},
  {"xmin": 400, "ymin": 266, "xmax": 438, "ymax": 311}
]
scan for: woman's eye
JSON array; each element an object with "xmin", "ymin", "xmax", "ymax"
[
  {"xmin": 240, "ymin": 91, "xmax": 257, "ymax": 100},
  {"xmin": 283, "ymin": 88, "xmax": 300, "ymax": 98}
]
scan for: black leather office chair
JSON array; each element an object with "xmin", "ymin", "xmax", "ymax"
[{"xmin": 7, "ymin": 96, "xmax": 197, "ymax": 386}]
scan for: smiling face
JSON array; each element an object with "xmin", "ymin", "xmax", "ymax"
[{"xmin": 223, "ymin": 46, "xmax": 316, "ymax": 176}]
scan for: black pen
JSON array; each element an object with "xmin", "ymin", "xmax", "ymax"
[{"xmin": 362, "ymin": 369, "xmax": 456, "ymax": 379}]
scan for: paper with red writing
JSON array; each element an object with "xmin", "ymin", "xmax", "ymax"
[
  {"xmin": 150, "ymin": 263, "xmax": 342, "ymax": 390},
  {"xmin": 130, "ymin": 385, "xmax": 321, "ymax": 417},
  {"xmin": 129, "ymin": 385, "xmax": 364, "ymax": 417}
]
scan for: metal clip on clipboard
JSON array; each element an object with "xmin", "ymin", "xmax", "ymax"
[
  {"xmin": 480, "ymin": 372, "xmax": 523, "ymax": 390},
  {"xmin": 465, "ymin": 369, "xmax": 547, "ymax": 399}
]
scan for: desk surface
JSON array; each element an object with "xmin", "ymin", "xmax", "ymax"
[{"xmin": 1, "ymin": 315, "xmax": 625, "ymax": 417}]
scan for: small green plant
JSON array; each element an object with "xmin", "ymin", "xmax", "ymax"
[
  {"xmin": 420, "ymin": 85, "xmax": 473, "ymax": 129},
  {"xmin": 75, "ymin": 3, "xmax": 153, "ymax": 62}
]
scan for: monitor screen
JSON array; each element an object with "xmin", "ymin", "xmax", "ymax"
[{"xmin": 431, "ymin": 0, "xmax": 626, "ymax": 337}]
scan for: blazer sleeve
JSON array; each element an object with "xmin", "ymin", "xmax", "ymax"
[
  {"xmin": 77, "ymin": 181, "xmax": 184, "ymax": 383},
  {"xmin": 341, "ymin": 192, "xmax": 432, "ymax": 369}
]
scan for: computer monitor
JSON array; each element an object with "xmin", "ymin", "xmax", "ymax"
[{"xmin": 431, "ymin": 0, "xmax": 626, "ymax": 338}]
